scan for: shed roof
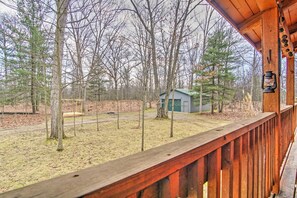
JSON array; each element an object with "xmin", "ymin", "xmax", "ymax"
[
  {"xmin": 206, "ymin": 0, "xmax": 297, "ymax": 57},
  {"xmin": 160, "ymin": 89, "xmax": 197, "ymax": 97}
]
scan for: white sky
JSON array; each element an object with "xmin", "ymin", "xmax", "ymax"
[{"xmin": 0, "ymin": 0, "xmax": 16, "ymax": 14}]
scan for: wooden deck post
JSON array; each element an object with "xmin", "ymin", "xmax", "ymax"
[
  {"xmin": 261, "ymin": 7, "xmax": 281, "ymax": 194},
  {"xmin": 286, "ymin": 56, "xmax": 295, "ymax": 139}
]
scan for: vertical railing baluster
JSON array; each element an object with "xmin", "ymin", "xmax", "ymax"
[
  {"xmin": 208, "ymin": 148, "xmax": 222, "ymax": 198},
  {"xmin": 266, "ymin": 120, "xmax": 271, "ymax": 195},
  {"xmin": 241, "ymin": 133, "xmax": 249, "ymax": 198},
  {"xmin": 188, "ymin": 161, "xmax": 198, "ymax": 198},
  {"xmin": 258, "ymin": 124, "xmax": 265, "ymax": 197},
  {"xmin": 222, "ymin": 141, "xmax": 234, "ymax": 198},
  {"xmin": 233, "ymin": 137, "xmax": 241, "ymax": 197},
  {"xmin": 169, "ymin": 171, "xmax": 180, "ymax": 197},
  {"xmin": 197, "ymin": 157, "xmax": 206, "ymax": 198},
  {"xmin": 253, "ymin": 127, "xmax": 259, "ymax": 198},
  {"xmin": 248, "ymin": 130, "xmax": 254, "ymax": 198}
]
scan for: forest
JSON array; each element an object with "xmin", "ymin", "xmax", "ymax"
[{"xmin": 0, "ymin": 0, "xmax": 278, "ymax": 151}]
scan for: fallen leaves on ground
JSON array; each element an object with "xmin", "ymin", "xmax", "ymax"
[{"xmin": 0, "ymin": 111, "xmax": 234, "ymax": 193}]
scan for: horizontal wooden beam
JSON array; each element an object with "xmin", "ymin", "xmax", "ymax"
[
  {"xmin": 282, "ymin": 0, "xmax": 297, "ymax": 10},
  {"xmin": 293, "ymin": 41, "xmax": 297, "ymax": 51},
  {"xmin": 255, "ymin": 41, "xmax": 262, "ymax": 51},
  {"xmin": 238, "ymin": 11, "xmax": 263, "ymax": 34},
  {"xmin": 256, "ymin": 0, "xmax": 277, "ymax": 11},
  {"xmin": 289, "ymin": 23, "xmax": 297, "ymax": 34}
]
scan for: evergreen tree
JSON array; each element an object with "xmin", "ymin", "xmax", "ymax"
[
  {"xmin": 194, "ymin": 24, "xmax": 237, "ymax": 113},
  {"xmin": 0, "ymin": 1, "xmax": 50, "ymax": 112}
]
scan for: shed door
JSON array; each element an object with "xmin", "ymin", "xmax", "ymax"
[
  {"xmin": 183, "ymin": 101, "xmax": 189, "ymax": 112},
  {"xmin": 168, "ymin": 99, "xmax": 181, "ymax": 112}
]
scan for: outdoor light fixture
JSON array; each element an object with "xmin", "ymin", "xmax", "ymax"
[{"xmin": 262, "ymin": 71, "xmax": 277, "ymax": 93}]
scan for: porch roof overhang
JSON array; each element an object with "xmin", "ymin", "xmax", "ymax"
[{"xmin": 206, "ymin": 0, "xmax": 297, "ymax": 57}]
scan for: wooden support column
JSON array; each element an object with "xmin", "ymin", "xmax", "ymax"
[
  {"xmin": 286, "ymin": 56, "xmax": 296, "ymax": 140},
  {"xmin": 261, "ymin": 7, "xmax": 281, "ymax": 194}
]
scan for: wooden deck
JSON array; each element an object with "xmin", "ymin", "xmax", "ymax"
[{"xmin": 277, "ymin": 133, "xmax": 297, "ymax": 198}]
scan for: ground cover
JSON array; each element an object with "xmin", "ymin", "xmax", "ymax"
[{"xmin": 0, "ymin": 110, "xmax": 253, "ymax": 193}]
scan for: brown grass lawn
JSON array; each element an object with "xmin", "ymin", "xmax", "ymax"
[{"xmin": 0, "ymin": 110, "xmax": 234, "ymax": 193}]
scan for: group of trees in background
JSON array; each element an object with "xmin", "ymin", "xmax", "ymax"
[{"xmin": 0, "ymin": 0, "xmax": 265, "ymax": 150}]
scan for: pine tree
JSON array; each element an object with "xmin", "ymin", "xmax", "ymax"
[
  {"xmin": 0, "ymin": 1, "xmax": 50, "ymax": 112},
  {"xmin": 195, "ymin": 24, "xmax": 237, "ymax": 113}
]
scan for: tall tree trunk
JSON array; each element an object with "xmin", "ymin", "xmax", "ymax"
[
  {"xmin": 199, "ymin": 84, "xmax": 203, "ymax": 113},
  {"xmin": 170, "ymin": 83, "xmax": 176, "ymax": 138},
  {"xmin": 31, "ymin": 49, "xmax": 37, "ymax": 114},
  {"xmin": 115, "ymin": 82, "xmax": 119, "ymax": 129},
  {"xmin": 50, "ymin": 0, "xmax": 70, "ymax": 152}
]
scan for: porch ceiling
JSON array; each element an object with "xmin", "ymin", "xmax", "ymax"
[{"xmin": 206, "ymin": 0, "xmax": 297, "ymax": 57}]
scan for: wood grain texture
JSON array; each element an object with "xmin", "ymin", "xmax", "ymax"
[
  {"xmin": 253, "ymin": 128, "xmax": 259, "ymax": 198},
  {"xmin": 241, "ymin": 133, "xmax": 248, "ymax": 198},
  {"xmin": 286, "ymin": 57, "xmax": 295, "ymax": 106},
  {"xmin": 208, "ymin": 148, "xmax": 222, "ymax": 198},
  {"xmin": 261, "ymin": 7, "xmax": 281, "ymax": 194},
  {"xmin": 248, "ymin": 130, "xmax": 254, "ymax": 198},
  {"xmin": 169, "ymin": 171, "xmax": 180, "ymax": 198},
  {"xmin": 233, "ymin": 137, "xmax": 242, "ymax": 198},
  {"xmin": 222, "ymin": 142, "xmax": 234, "ymax": 198},
  {"xmin": 197, "ymin": 157, "xmax": 206, "ymax": 198}
]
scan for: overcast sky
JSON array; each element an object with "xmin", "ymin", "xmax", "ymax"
[{"xmin": 0, "ymin": 0, "xmax": 16, "ymax": 14}]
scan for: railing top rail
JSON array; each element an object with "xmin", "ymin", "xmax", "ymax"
[
  {"xmin": 1, "ymin": 112, "xmax": 276, "ymax": 198},
  {"xmin": 281, "ymin": 105, "xmax": 293, "ymax": 113}
]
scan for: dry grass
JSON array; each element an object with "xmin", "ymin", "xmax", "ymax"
[{"xmin": 0, "ymin": 111, "xmax": 231, "ymax": 193}]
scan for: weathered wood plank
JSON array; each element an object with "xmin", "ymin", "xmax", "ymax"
[
  {"xmin": 241, "ymin": 133, "xmax": 248, "ymax": 198},
  {"xmin": 222, "ymin": 141, "xmax": 234, "ymax": 198},
  {"xmin": 179, "ymin": 167, "xmax": 188, "ymax": 198},
  {"xmin": 253, "ymin": 127, "xmax": 259, "ymax": 198},
  {"xmin": 276, "ymin": 135, "xmax": 297, "ymax": 198},
  {"xmin": 187, "ymin": 162, "xmax": 198, "ymax": 198},
  {"xmin": 233, "ymin": 137, "xmax": 241, "ymax": 197},
  {"xmin": 258, "ymin": 124, "xmax": 264, "ymax": 197},
  {"xmin": 248, "ymin": 130, "xmax": 254, "ymax": 198},
  {"xmin": 265, "ymin": 121, "xmax": 271, "ymax": 197},
  {"xmin": 169, "ymin": 171, "xmax": 180, "ymax": 198},
  {"xmin": 208, "ymin": 148, "xmax": 221, "ymax": 198},
  {"xmin": 159, "ymin": 178, "xmax": 170, "ymax": 198},
  {"xmin": 139, "ymin": 183, "xmax": 158, "ymax": 198},
  {"xmin": 197, "ymin": 157, "xmax": 206, "ymax": 198}
]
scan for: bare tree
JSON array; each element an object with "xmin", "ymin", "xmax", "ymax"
[
  {"xmin": 129, "ymin": 0, "xmax": 164, "ymax": 117},
  {"xmin": 50, "ymin": 0, "xmax": 71, "ymax": 151},
  {"xmin": 102, "ymin": 34, "xmax": 128, "ymax": 129},
  {"xmin": 161, "ymin": 0, "xmax": 203, "ymax": 118}
]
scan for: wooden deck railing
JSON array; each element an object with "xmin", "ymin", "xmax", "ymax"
[{"xmin": 1, "ymin": 106, "xmax": 296, "ymax": 198}]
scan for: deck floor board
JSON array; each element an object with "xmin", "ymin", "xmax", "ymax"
[{"xmin": 276, "ymin": 133, "xmax": 297, "ymax": 198}]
